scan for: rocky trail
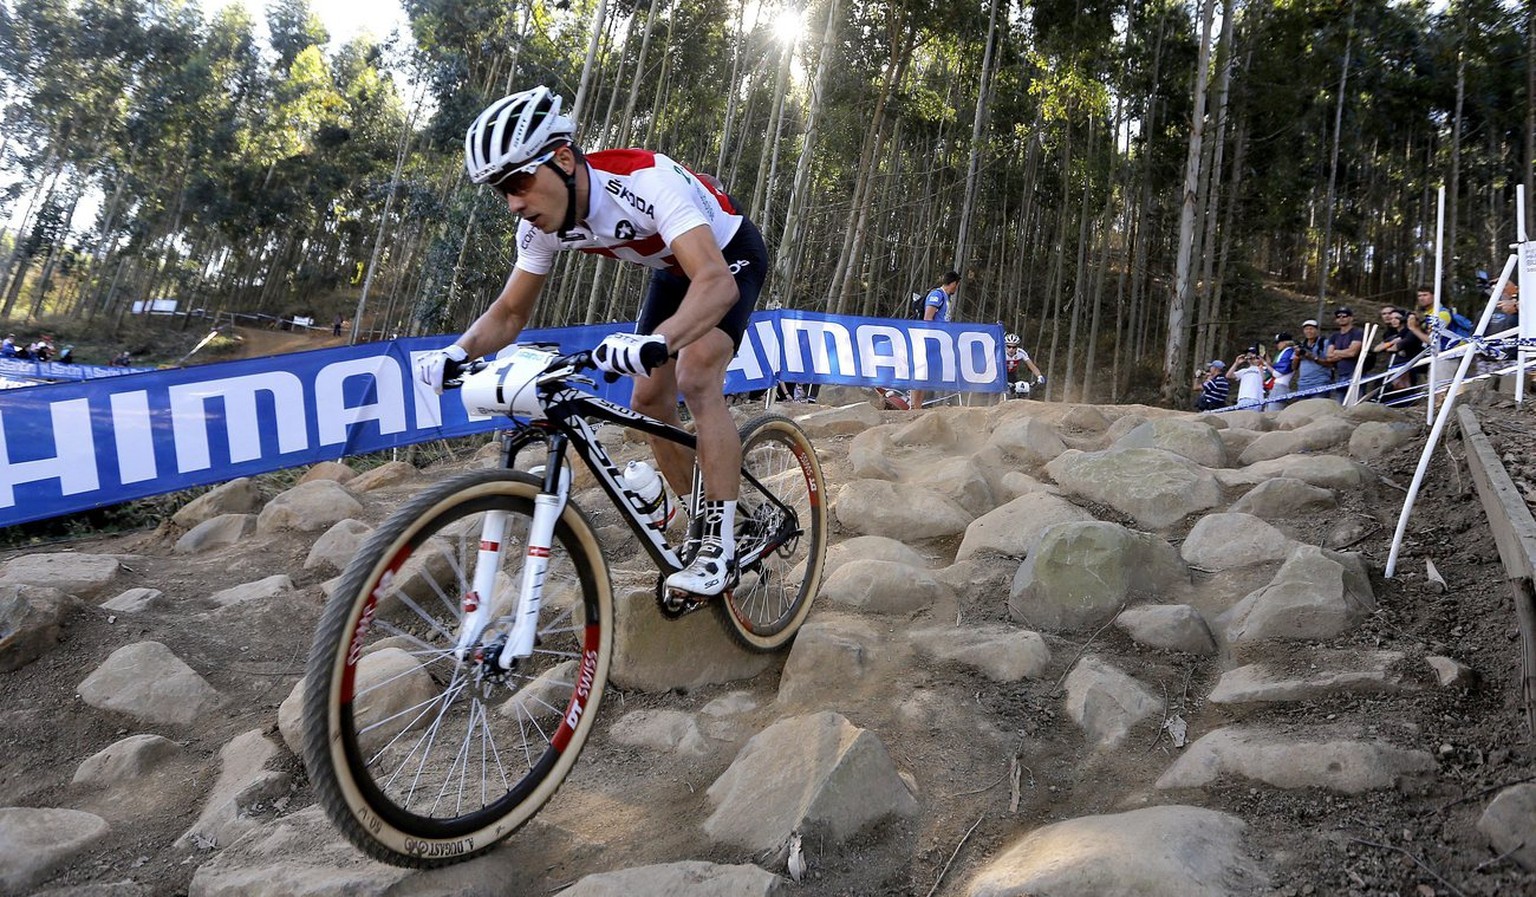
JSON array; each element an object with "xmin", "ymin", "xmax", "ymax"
[{"xmin": 1, "ymin": 391, "xmax": 1534, "ymax": 897}]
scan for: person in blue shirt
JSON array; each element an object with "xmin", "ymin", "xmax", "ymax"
[
  {"xmin": 909, "ymin": 271, "xmax": 960, "ymax": 410},
  {"xmin": 1265, "ymin": 332, "xmax": 1297, "ymax": 409},
  {"xmin": 1194, "ymin": 360, "xmax": 1230, "ymax": 410}
]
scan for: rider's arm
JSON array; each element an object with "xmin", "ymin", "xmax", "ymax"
[
  {"xmin": 455, "ymin": 268, "xmax": 547, "ymax": 359},
  {"xmin": 1025, "ymin": 358, "xmax": 1043, "ymax": 378},
  {"xmin": 650, "ymin": 224, "xmax": 739, "ymax": 351}
]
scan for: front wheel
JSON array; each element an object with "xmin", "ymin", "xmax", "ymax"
[
  {"xmin": 302, "ymin": 469, "xmax": 613, "ymax": 867},
  {"xmin": 721, "ymin": 414, "xmax": 827, "ymax": 651}
]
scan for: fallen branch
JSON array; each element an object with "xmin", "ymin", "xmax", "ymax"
[
  {"xmin": 1429, "ymin": 774, "xmax": 1536, "ymax": 815},
  {"xmin": 925, "ymin": 814, "xmax": 985, "ymax": 897},
  {"xmin": 948, "ymin": 770, "xmax": 1007, "ymax": 798},
  {"xmin": 1347, "ymin": 838, "xmax": 1467, "ymax": 897},
  {"xmin": 1049, "ymin": 607, "xmax": 1125, "ymax": 695}
]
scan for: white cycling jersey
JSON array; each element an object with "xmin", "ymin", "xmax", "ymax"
[{"xmin": 513, "ymin": 149, "xmax": 743, "ymax": 277}]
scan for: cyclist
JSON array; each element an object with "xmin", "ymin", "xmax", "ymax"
[
  {"xmin": 417, "ymin": 86, "xmax": 768, "ymax": 598},
  {"xmin": 1003, "ymin": 332, "xmax": 1045, "ymax": 398}
]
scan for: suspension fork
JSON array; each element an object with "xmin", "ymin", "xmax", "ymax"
[
  {"xmin": 451, "ymin": 434, "xmax": 571, "ymax": 664},
  {"xmin": 490, "ymin": 435, "xmax": 570, "ymax": 669}
]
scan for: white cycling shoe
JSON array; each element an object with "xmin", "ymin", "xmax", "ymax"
[{"xmin": 665, "ymin": 538, "xmax": 738, "ymax": 597}]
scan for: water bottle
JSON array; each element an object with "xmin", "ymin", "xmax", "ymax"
[{"xmin": 622, "ymin": 460, "xmax": 674, "ymax": 531}]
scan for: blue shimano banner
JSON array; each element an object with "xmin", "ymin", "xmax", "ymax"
[{"xmin": 0, "ymin": 312, "xmax": 1000, "ymax": 526}]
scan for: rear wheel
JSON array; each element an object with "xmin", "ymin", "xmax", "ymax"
[
  {"xmin": 720, "ymin": 414, "xmax": 827, "ymax": 651},
  {"xmin": 302, "ymin": 469, "xmax": 612, "ymax": 867}
]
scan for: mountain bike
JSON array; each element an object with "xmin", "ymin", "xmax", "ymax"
[{"xmin": 301, "ymin": 344, "xmax": 827, "ymax": 867}]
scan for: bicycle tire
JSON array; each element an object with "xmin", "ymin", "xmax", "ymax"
[
  {"xmin": 718, "ymin": 413, "xmax": 827, "ymax": 651},
  {"xmin": 303, "ymin": 469, "xmax": 613, "ymax": 867}
]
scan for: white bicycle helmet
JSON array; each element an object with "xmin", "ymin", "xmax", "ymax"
[
  {"xmin": 1004, "ymin": 332, "xmax": 1020, "ymax": 347},
  {"xmin": 464, "ymin": 87, "xmax": 576, "ymax": 186}
]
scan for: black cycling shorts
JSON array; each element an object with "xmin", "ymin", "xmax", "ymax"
[{"xmin": 635, "ymin": 217, "xmax": 766, "ymax": 351}]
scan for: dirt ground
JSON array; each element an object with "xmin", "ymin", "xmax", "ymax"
[{"xmin": 3, "ymin": 391, "xmax": 1535, "ymax": 896}]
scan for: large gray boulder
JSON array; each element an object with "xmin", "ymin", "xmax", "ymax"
[
  {"xmin": 985, "ymin": 417, "xmax": 1069, "ymax": 468},
  {"xmin": 833, "ymin": 479, "xmax": 973, "ymax": 541},
  {"xmin": 1111, "ymin": 418, "xmax": 1227, "ymax": 468},
  {"xmin": 1222, "ymin": 454, "xmax": 1372, "ymax": 491},
  {"xmin": 303, "ymin": 518, "xmax": 373, "ymax": 573},
  {"xmin": 73, "ymin": 734, "xmax": 184, "ymax": 785},
  {"xmin": 610, "ymin": 587, "xmax": 774, "ymax": 691},
  {"xmin": 913, "ymin": 456, "xmax": 997, "ymax": 517},
  {"xmin": 174, "ymin": 514, "xmax": 257, "ymax": 555},
  {"xmin": 1045, "ymin": 448, "xmax": 1221, "ymax": 529},
  {"xmin": 1009, "ymin": 522, "xmax": 1188, "ymax": 631},
  {"xmin": 255, "ymin": 479, "xmax": 364, "ymax": 534},
  {"xmin": 824, "ymin": 536, "xmax": 930, "ymax": 577},
  {"xmin": 1179, "ymin": 513, "xmax": 1295, "ymax": 570},
  {"xmin": 172, "ymin": 477, "xmax": 262, "ymax": 528},
  {"xmin": 955, "ymin": 492, "xmax": 1095, "ymax": 561},
  {"xmin": 1114, "ymin": 604, "xmax": 1216, "ymax": 655},
  {"xmin": 77, "ymin": 641, "xmax": 223, "ymax": 727},
  {"xmin": 796, "ymin": 401, "xmax": 884, "ymax": 438},
  {"xmin": 1218, "ymin": 546, "xmax": 1375, "ymax": 646},
  {"xmin": 1156, "ymin": 726, "xmax": 1435, "ymax": 794},
  {"xmin": 206, "ymin": 574, "xmax": 294, "ymax": 610},
  {"xmin": 1208, "ymin": 650, "xmax": 1413, "ymax": 705},
  {"xmin": 0, "ymin": 553, "xmax": 121, "ymax": 600},
  {"xmin": 558, "ymin": 862, "xmax": 786, "ymax": 897},
  {"xmin": 818, "ymin": 558, "xmax": 951, "ymax": 615},
  {"xmin": 777, "ymin": 615, "xmax": 882, "ymax": 709},
  {"xmin": 1478, "ymin": 783, "xmax": 1536, "ymax": 872},
  {"xmin": 848, "ymin": 427, "xmax": 899, "ymax": 480},
  {"xmin": 1274, "ymin": 398, "xmax": 1346, "ymax": 430},
  {"xmin": 1063, "ymin": 656, "xmax": 1162, "ymax": 749},
  {"xmin": 1239, "ymin": 417, "xmax": 1355, "ymax": 465},
  {"xmin": 0, "ymin": 807, "xmax": 110, "ymax": 892},
  {"xmin": 0, "ymin": 584, "xmax": 70, "ymax": 671},
  {"xmin": 703, "ymin": 711, "xmax": 917, "ymax": 852},
  {"xmin": 968, "ymin": 805, "xmax": 1269, "ymax": 897},
  {"xmin": 1349, "ymin": 420, "xmax": 1418, "ymax": 460},
  {"xmin": 178, "ymin": 729, "xmax": 291, "ymax": 851},
  {"xmin": 1228, "ymin": 477, "xmax": 1337, "ymax": 518},
  {"xmin": 909, "ymin": 625, "xmax": 1051, "ymax": 682}
]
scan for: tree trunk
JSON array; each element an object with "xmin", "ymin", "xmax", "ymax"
[
  {"xmin": 1313, "ymin": 0, "xmax": 1355, "ymax": 323},
  {"xmin": 1161, "ymin": 0, "xmax": 1217, "ymax": 406},
  {"xmin": 950, "ymin": 0, "xmax": 1001, "ymax": 319}
]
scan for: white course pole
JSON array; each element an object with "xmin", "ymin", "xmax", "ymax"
[
  {"xmin": 1387, "ymin": 252, "xmax": 1518, "ymax": 578},
  {"xmin": 1428, "ymin": 186, "xmax": 1445, "ymax": 426},
  {"xmin": 1343, "ymin": 322, "xmax": 1377, "ymax": 406},
  {"xmin": 1518, "ymin": 186, "xmax": 1532, "ymax": 406}
]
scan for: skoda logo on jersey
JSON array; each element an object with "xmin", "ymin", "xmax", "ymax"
[
  {"xmin": 605, "ymin": 180, "xmax": 656, "ymax": 217},
  {"xmin": 615, "ymin": 220, "xmax": 636, "ymax": 241}
]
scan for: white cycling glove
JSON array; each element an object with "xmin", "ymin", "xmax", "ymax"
[
  {"xmin": 593, "ymin": 332, "xmax": 668, "ymax": 377},
  {"xmin": 1035, "ymin": 374, "xmax": 1047, "ymax": 386},
  {"xmin": 418, "ymin": 344, "xmax": 469, "ymax": 395}
]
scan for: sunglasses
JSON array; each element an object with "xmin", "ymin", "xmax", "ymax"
[
  {"xmin": 490, "ymin": 150, "xmax": 556, "ymax": 197},
  {"xmin": 1334, "ymin": 313, "xmax": 1352, "ymax": 318}
]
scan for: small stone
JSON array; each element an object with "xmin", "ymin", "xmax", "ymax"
[{"xmin": 1438, "ymin": 743, "xmax": 1454, "ymax": 756}]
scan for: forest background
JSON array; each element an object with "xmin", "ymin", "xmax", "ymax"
[{"xmin": 0, "ymin": 0, "xmax": 1532, "ymax": 407}]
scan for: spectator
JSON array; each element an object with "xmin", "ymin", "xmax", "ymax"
[
  {"xmin": 27, "ymin": 337, "xmax": 53, "ymax": 362},
  {"xmin": 1293, "ymin": 319, "xmax": 1333, "ymax": 399},
  {"xmin": 0, "ymin": 334, "xmax": 16, "ymax": 358},
  {"xmin": 1387, "ymin": 306, "xmax": 1425, "ymax": 389},
  {"xmin": 333, "ymin": 313, "xmax": 344, "ymax": 337},
  {"xmin": 1370, "ymin": 308, "xmax": 1406, "ymax": 391},
  {"xmin": 1265, "ymin": 332, "xmax": 1298, "ymax": 410},
  {"xmin": 1477, "ymin": 281, "xmax": 1520, "ymax": 379},
  {"xmin": 56, "ymin": 344, "xmax": 73, "ymax": 364},
  {"xmin": 1228, "ymin": 350, "xmax": 1269, "ymax": 409},
  {"xmin": 1194, "ymin": 360, "xmax": 1230, "ymax": 410},
  {"xmin": 110, "ymin": 350, "xmax": 133, "ymax": 367},
  {"xmin": 1325, "ymin": 307, "xmax": 1364, "ymax": 400},
  {"xmin": 909, "ymin": 270, "xmax": 959, "ymax": 411}
]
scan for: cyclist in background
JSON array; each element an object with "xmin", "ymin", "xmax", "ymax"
[
  {"xmin": 417, "ymin": 86, "xmax": 768, "ymax": 598},
  {"xmin": 1003, "ymin": 332, "xmax": 1045, "ymax": 398}
]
